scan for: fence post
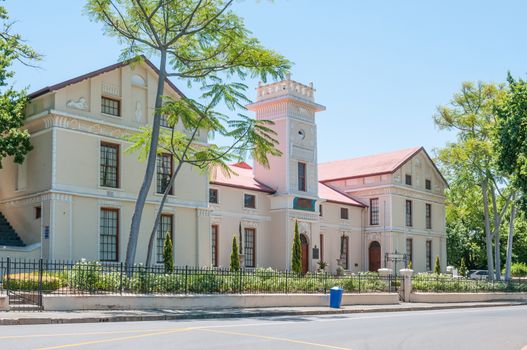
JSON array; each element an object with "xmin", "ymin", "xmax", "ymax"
[
  {"xmin": 184, "ymin": 265, "xmax": 188, "ymax": 295},
  {"xmin": 5, "ymin": 257, "xmax": 10, "ymax": 298},
  {"xmin": 238, "ymin": 268, "xmax": 243, "ymax": 294},
  {"xmin": 119, "ymin": 262, "xmax": 124, "ymax": 295},
  {"xmin": 285, "ymin": 270, "xmax": 289, "ymax": 294},
  {"xmin": 399, "ymin": 268, "xmax": 413, "ymax": 302},
  {"xmin": 358, "ymin": 274, "xmax": 361, "ymax": 293},
  {"xmin": 38, "ymin": 259, "xmax": 43, "ymax": 309}
]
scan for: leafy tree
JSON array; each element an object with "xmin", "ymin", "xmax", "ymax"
[
  {"xmin": 435, "ymin": 81, "xmax": 513, "ymax": 279},
  {"xmin": 86, "ymin": 0, "xmax": 291, "ymax": 266},
  {"xmin": 291, "ymin": 220, "xmax": 302, "ymax": 274},
  {"xmin": 434, "ymin": 255, "xmax": 441, "ymax": 274},
  {"xmin": 495, "ymin": 75, "xmax": 527, "ymax": 204},
  {"xmin": 162, "ymin": 231, "xmax": 173, "ymax": 273},
  {"xmin": 0, "ymin": 4, "xmax": 40, "ymax": 168},
  {"xmin": 230, "ymin": 235, "xmax": 240, "ymax": 271}
]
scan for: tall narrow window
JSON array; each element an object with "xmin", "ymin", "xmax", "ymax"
[
  {"xmin": 100, "ymin": 142, "xmax": 120, "ymax": 188},
  {"xmin": 426, "ymin": 203, "xmax": 432, "ymax": 229},
  {"xmin": 340, "ymin": 207, "xmax": 349, "ymax": 220},
  {"xmin": 406, "ymin": 238, "xmax": 413, "ymax": 265},
  {"xmin": 209, "ymin": 188, "xmax": 219, "ymax": 204},
  {"xmin": 320, "ymin": 234, "xmax": 324, "ymax": 262},
  {"xmin": 157, "ymin": 153, "xmax": 173, "ymax": 194},
  {"xmin": 244, "ymin": 228, "xmax": 256, "ymax": 268},
  {"xmin": 319, "ymin": 204, "xmax": 323, "ymax": 217},
  {"xmin": 405, "ymin": 174, "xmax": 412, "ymax": 186},
  {"xmin": 156, "ymin": 214, "xmax": 174, "ymax": 264},
  {"xmin": 244, "ymin": 194, "xmax": 256, "ymax": 209},
  {"xmin": 298, "ymin": 162, "xmax": 306, "ymax": 192},
  {"xmin": 35, "ymin": 207, "xmax": 42, "ymax": 220},
  {"xmin": 340, "ymin": 235, "xmax": 349, "ymax": 270},
  {"xmin": 405, "ymin": 200, "xmax": 413, "ymax": 227},
  {"xmin": 101, "ymin": 97, "xmax": 120, "ymax": 116},
  {"xmin": 425, "ymin": 179, "xmax": 432, "ymax": 190},
  {"xmin": 426, "ymin": 240, "xmax": 432, "ymax": 271},
  {"xmin": 211, "ymin": 225, "xmax": 219, "ymax": 267},
  {"xmin": 100, "ymin": 208, "xmax": 119, "ymax": 262},
  {"xmin": 370, "ymin": 198, "xmax": 379, "ymax": 225}
]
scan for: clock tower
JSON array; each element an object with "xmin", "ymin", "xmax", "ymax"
[{"xmin": 247, "ymin": 74, "xmax": 326, "ymax": 270}]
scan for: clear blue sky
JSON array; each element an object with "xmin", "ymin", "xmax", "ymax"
[{"xmin": 7, "ymin": 0, "xmax": 527, "ymax": 162}]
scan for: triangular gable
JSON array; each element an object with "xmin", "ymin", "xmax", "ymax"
[{"xmin": 28, "ymin": 55, "xmax": 185, "ymax": 100}]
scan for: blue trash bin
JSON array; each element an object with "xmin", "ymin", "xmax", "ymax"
[{"xmin": 329, "ymin": 286, "xmax": 343, "ymax": 308}]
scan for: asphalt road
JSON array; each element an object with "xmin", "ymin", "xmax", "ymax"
[{"xmin": 0, "ymin": 306, "xmax": 527, "ymax": 350}]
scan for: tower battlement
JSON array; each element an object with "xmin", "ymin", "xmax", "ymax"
[{"xmin": 255, "ymin": 73, "xmax": 316, "ymax": 103}]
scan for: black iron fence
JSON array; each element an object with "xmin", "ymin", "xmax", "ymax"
[
  {"xmin": 0, "ymin": 258, "xmax": 400, "ymax": 296},
  {"xmin": 412, "ymin": 274, "xmax": 527, "ymax": 293}
]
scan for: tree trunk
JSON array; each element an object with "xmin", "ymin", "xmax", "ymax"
[
  {"xmin": 125, "ymin": 51, "xmax": 167, "ymax": 266},
  {"xmin": 481, "ymin": 178, "xmax": 494, "ymax": 280},
  {"xmin": 505, "ymin": 196, "xmax": 517, "ymax": 281},
  {"xmin": 490, "ymin": 186, "xmax": 501, "ymax": 280},
  {"xmin": 145, "ymin": 161, "xmax": 184, "ymax": 266}
]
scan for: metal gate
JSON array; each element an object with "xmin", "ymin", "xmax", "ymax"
[{"xmin": 1, "ymin": 258, "xmax": 43, "ymax": 311}]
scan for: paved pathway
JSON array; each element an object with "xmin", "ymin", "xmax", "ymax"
[{"xmin": 0, "ymin": 301, "xmax": 523, "ymax": 325}]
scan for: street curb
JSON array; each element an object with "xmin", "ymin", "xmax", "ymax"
[{"xmin": 0, "ymin": 302, "xmax": 524, "ymax": 326}]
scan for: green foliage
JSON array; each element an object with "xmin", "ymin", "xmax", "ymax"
[
  {"xmin": 291, "ymin": 220, "xmax": 302, "ymax": 274},
  {"xmin": 412, "ymin": 273, "xmax": 527, "ymax": 293},
  {"xmin": 495, "ymin": 75, "xmax": 527, "ymax": 205},
  {"xmin": 459, "ymin": 257, "xmax": 467, "ymax": 277},
  {"xmin": 163, "ymin": 232, "xmax": 174, "ymax": 273},
  {"xmin": 408, "ymin": 260, "xmax": 413, "ymax": 270},
  {"xmin": 0, "ymin": 4, "xmax": 41, "ymax": 168},
  {"xmin": 510, "ymin": 262, "xmax": 527, "ymax": 277},
  {"xmin": 2, "ymin": 272, "xmax": 64, "ymax": 292},
  {"xmin": 230, "ymin": 235, "xmax": 240, "ymax": 271},
  {"xmin": 317, "ymin": 260, "xmax": 328, "ymax": 271},
  {"xmin": 434, "ymin": 256, "xmax": 441, "ymax": 274}
]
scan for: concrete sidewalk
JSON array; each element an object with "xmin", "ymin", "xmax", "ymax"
[{"xmin": 0, "ymin": 301, "xmax": 525, "ymax": 325}]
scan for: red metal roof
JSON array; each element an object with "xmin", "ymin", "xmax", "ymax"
[
  {"xmin": 210, "ymin": 163, "xmax": 276, "ymax": 193},
  {"xmin": 318, "ymin": 147, "xmax": 423, "ymax": 182},
  {"xmin": 28, "ymin": 55, "xmax": 185, "ymax": 100},
  {"xmin": 318, "ymin": 183, "xmax": 366, "ymax": 207}
]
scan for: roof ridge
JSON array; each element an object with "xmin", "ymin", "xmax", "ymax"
[
  {"xmin": 28, "ymin": 55, "xmax": 185, "ymax": 100},
  {"xmin": 319, "ymin": 146, "xmax": 422, "ymax": 165}
]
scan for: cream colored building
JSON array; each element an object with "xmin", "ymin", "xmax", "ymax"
[{"xmin": 0, "ymin": 58, "xmax": 447, "ymax": 273}]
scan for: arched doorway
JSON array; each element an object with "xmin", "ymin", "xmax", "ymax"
[
  {"xmin": 300, "ymin": 234, "xmax": 309, "ymax": 274},
  {"xmin": 369, "ymin": 241, "xmax": 381, "ymax": 272}
]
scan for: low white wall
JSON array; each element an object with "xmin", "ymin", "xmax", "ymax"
[
  {"xmin": 43, "ymin": 293, "xmax": 399, "ymax": 311},
  {"xmin": 0, "ymin": 295, "xmax": 8, "ymax": 311},
  {"xmin": 410, "ymin": 292, "xmax": 527, "ymax": 303}
]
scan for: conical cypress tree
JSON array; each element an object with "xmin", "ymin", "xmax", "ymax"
[
  {"xmin": 434, "ymin": 255, "xmax": 441, "ymax": 274},
  {"xmin": 163, "ymin": 232, "xmax": 174, "ymax": 273},
  {"xmin": 230, "ymin": 235, "xmax": 240, "ymax": 271},
  {"xmin": 459, "ymin": 257, "xmax": 467, "ymax": 277},
  {"xmin": 291, "ymin": 220, "xmax": 302, "ymax": 274}
]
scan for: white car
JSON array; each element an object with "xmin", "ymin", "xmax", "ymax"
[{"xmin": 468, "ymin": 270, "xmax": 492, "ymax": 280}]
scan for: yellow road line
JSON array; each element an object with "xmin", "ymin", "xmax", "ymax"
[
  {"xmin": 34, "ymin": 328, "xmax": 191, "ymax": 350},
  {"xmin": 199, "ymin": 328, "xmax": 352, "ymax": 350},
  {"xmin": 0, "ymin": 328, "xmax": 180, "ymax": 340}
]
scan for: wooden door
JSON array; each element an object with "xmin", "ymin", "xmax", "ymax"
[
  {"xmin": 369, "ymin": 241, "xmax": 381, "ymax": 272},
  {"xmin": 300, "ymin": 234, "xmax": 309, "ymax": 274}
]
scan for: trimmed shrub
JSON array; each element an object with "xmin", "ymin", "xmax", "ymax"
[
  {"xmin": 291, "ymin": 220, "xmax": 302, "ymax": 274},
  {"xmin": 510, "ymin": 262, "xmax": 527, "ymax": 277},
  {"xmin": 230, "ymin": 236, "xmax": 240, "ymax": 271}
]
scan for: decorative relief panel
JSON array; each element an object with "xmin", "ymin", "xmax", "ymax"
[
  {"xmin": 102, "ymin": 82, "xmax": 120, "ymax": 97},
  {"xmin": 292, "ymin": 145, "xmax": 314, "ymax": 162},
  {"xmin": 66, "ymin": 97, "xmax": 88, "ymax": 110}
]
